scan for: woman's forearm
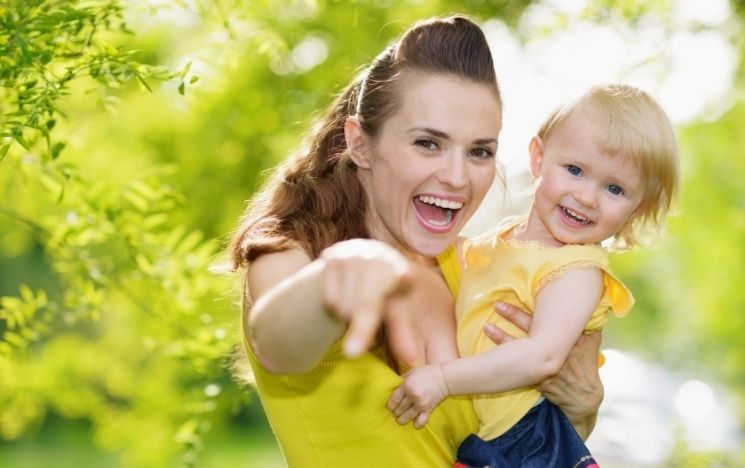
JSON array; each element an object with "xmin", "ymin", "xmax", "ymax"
[
  {"xmin": 247, "ymin": 239, "xmax": 418, "ymax": 374},
  {"xmin": 248, "ymin": 256, "xmax": 346, "ymax": 374},
  {"xmin": 567, "ymin": 409, "xmax": 599, "ymax": 441}
]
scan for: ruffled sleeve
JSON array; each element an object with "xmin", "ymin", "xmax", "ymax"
[{"xmin": 531, "ymin": 244, "xmax": 634, "ymax": 331}]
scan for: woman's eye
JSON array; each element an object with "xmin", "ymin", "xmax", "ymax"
[
  {"xmin": 470, "ymin": 148, "xmax": 495, "ymax": 160},
  {"xmin": 607, "ymin": 184, "xmax": 624, "ymax": 196},
  {"xmin": 415, "ymin": 139, "xmax": 438, "ymax": 150},
  {"xmin": 566, "ymin": 164, "xmax": 582, "ymax": 176}
]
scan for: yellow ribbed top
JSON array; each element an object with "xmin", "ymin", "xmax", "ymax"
[{"xmin": 244, "ymin": 246, "xmax": 478, "ymax": 467}]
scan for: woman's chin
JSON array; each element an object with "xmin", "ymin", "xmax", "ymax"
[{"xmin": 409, "ymin": 234, "xmax": 458, "ymax": 259}]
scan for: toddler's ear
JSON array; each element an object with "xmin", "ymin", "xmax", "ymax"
[
  {"xmin": 528, "ymin": 136, "xmax": 545, "ymax": 178},
  {"xmin": 344, "ymin": 117, "xmax": 372, "ymax": 169}
]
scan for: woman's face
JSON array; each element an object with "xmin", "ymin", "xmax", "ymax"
[{"xmin": 352, "ymin": 72, "xmax": 502, "ymax": 260}]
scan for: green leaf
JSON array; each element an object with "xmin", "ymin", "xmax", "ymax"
[
  {"xmin": 15, "ymin": 135, "xmax": 31, "ymax": 151},
  {"xmin": 51, "ymin": 142, "xmax": 66, "ymax": 159},
  {"xmin": 179, "ymin": 61, "xmax": 192, "ymax": 80},
  {"xmin": 20, "ymin": 285, "xmax": 34, "ymax": 302},
  {"xmin": 130, "ymin": 180, "xmax": 157, "ymax": 200},
  {"xmin": 175, "ymin": 231, "xmax": 203, "ymax": 255},
  {"xmin": 135, "ymin": 254, "xmax": 154, "ymax": 274},
  {"xmin": 3, "ymin": 331, "xmax": 26, "ymax": 348},
  {"xmin": 144, "ymin": 213, "xmax": 169, "ymax": 230},
  {"xmin": 123, "ymin": 189, "xmax": 150, "ymax": 212},
  {"xmin": 136, "ymin": 74, "xmax": 153, "ymax": 93},
  {"xmin": 39, "ymin": 172, "xmax": 63, "ymax": 197},
  {"xmin": 0, "ymin": 144, "xmax": 10, "ymax": 162}
]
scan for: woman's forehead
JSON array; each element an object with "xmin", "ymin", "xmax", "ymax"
[{"xmin": 392, "ymin": 73, "xmax": 502, "ymax": 136}]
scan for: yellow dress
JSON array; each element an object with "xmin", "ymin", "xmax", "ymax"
[
  {"xmin": 457, "ymin": 227, "xmax": 633, "ymax": 440},
  {"xmin": 244, "ymin": 247, "xmax": 478, "ymax": 467}
]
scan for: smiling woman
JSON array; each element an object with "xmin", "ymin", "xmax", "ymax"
[
  {"xmin": 228, "ymin": 15, "xmax": 605, "ymax": 467},
  {"xmin": 344, "ymin": 72, "xmax": 500, "ymax": 255}
]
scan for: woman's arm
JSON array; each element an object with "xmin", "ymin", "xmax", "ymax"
[
  {"xmin": 247, "ymin": 239, "xmax": 419, "ymax": 374},
  {"xmin": 246, "ymin": 248, "xmax": 344, "ymax": 374},
  {"xmin": 484, "ymin": 303, "xmax": 604, "ymax": 440}
]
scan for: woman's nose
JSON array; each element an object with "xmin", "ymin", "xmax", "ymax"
[{"xmin": 437, "ymin": 154, "xmax": 468, "ymax": 189}]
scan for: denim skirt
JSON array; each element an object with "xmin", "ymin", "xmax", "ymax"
[{"xmin": 454, "ymin": 399, "xmax": 599, "ymax": 468}]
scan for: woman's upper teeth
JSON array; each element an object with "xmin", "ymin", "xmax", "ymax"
[{"xmin": 418, "ymin": 195, "xmax": 463, "ymax": 210}]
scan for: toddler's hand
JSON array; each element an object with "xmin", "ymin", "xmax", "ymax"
[{"xmin": 386, "ymin": 365, "xmax": 449, "ymax": 428}]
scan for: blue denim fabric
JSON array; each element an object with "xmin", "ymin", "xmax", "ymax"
[{"xmin": 455, "ymin": 399, "xmax": 599, "ymax": 468}]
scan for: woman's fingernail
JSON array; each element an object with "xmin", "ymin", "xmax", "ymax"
[{"xmin": 494, "ymin": 302, "xmax": 506, "ymax": 311}]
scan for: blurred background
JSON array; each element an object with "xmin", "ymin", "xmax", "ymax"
[{"xmin": 1, "ymin": 0, "xmax": 743, "ymax": 466}]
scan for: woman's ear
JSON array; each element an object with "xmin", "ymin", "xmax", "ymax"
[
  {"xmin": 528, "ymin": 136, "xmax": 545, "ymax": 178},
  {"xmin": 344, "ymin": 117, "xmax": 372, "ymax": 169}
]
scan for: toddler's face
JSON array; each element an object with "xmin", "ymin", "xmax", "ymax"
[{"xmin": 528, "ymin": 111, "xmax": 644, "ymax": 246}]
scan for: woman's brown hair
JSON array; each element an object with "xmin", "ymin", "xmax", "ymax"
[{"xmin": 230, "ymin": 15, "xmax": 501, "ymax": 267}]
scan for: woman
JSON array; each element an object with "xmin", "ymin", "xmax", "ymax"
[{"xmin": 230, "ymin": 15, "xmax": 602, "ymax": 467}]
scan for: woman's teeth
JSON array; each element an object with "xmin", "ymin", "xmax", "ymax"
[{"xmin": 417, "ymin": 195, "xmax": 463, "ymax": 210}]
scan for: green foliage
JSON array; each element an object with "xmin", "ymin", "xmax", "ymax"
[
  {"xmin": 1, "ymin": 1, "xmax": 539, "ymax": 465},
  {"xmin": 1, "ymin": 0, "xmax": 744, "ymax": 466},
  {"xmin": 0, "ymin": 0, "xmax": 190, "ymax": 162}
]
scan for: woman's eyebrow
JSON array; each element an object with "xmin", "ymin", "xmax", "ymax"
[
  {"xmin": 408, "ymin": 127, "xmax": 450, "ymax": 139},
  {"xmin": 408, "ymin": 128, "xmax": 497, "ymax": 145}
]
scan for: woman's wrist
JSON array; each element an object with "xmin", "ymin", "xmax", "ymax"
[{"xmin": 565, "ymin": 410, "xmax": 598, "ymax": 441}]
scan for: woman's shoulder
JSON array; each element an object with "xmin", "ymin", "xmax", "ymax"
[{"xmin": 246, "ymin": 246, "xmax": 313, "ymax": 301}]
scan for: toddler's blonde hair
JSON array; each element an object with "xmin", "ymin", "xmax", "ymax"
[{"xmin": 536, "ymin": 83, "xmax": 680, "ymax": 249}]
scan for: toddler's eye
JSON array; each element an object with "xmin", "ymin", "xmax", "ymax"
[
  {"xmin": 607, "ymin": 184, "xmax": 624, "ymax": 196},
  {"xmin": 565, "ymin": 164, "xmax": 582, "ymax": 176}
]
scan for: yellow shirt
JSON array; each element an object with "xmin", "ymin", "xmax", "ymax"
[
  {"xmin": 244, "ymin": 247, "xmax": 478, "ymax": 467},
  {"xmin": 458, "ymin": 228, "xmax": 633, "ymax": 440}
]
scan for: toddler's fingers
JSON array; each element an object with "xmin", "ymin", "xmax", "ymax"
[
  {"xmin": 413, "ymin": 411, "xmax": 431, "ymax": 429},
  {"xmin": 387, "ymin": 385, "xmax": 406, "ymax": 411},
  {"xmin": 396, "ymin": 405, "xmax": 419, "ymax": 425},
  {"xmin": 391, "ymin": 394, "xmax": 414, "ymax": 418}
]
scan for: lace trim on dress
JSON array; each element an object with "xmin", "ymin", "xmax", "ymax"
[{"xmin": 536, "ymin": 260, "xmax": 605, "ymax": 292}]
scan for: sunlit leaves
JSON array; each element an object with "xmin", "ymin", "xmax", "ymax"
[
  {"xmin": 0, "ymin": 285, "xmax": 50, "ymax": 356},
  {"xmin": 0, "ymin": 0, "xmax": 183, "ymax": 163},
  {"xmin": 10, "ymin": 0, "xmax": 745, "ymax": 466}
]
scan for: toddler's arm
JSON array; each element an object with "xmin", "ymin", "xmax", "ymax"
[
  {"xmin": 484, "ymin": 304, "xmax": 604, "ymax": 440},
  {"xmin": 388, "ymin": 267, "xmax": 603, "ymax": 427}
]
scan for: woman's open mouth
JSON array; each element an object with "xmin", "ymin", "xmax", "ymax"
[{"xmin": 413, "ymin": 195, "xmax": 463, "ymax": 233}]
